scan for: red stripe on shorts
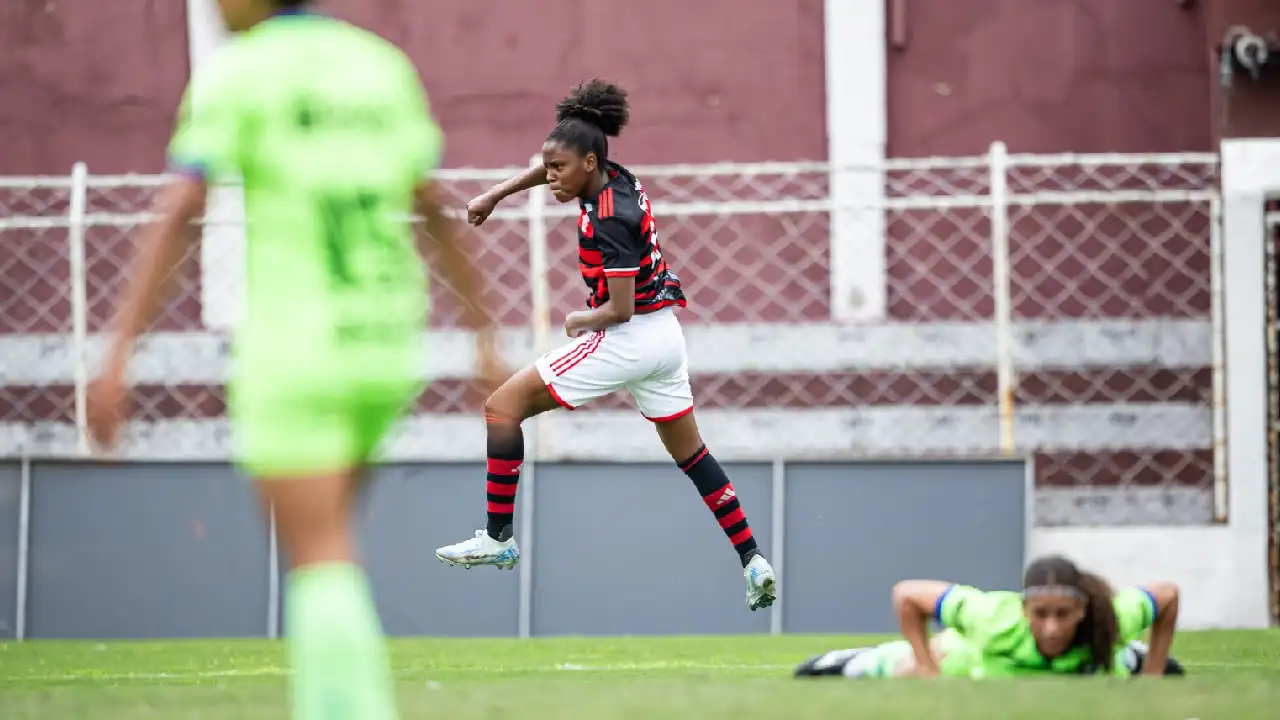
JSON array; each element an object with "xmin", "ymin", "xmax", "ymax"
[
  {"xmin": 551, "ymin": 330, "xmax": 605, "ymax": 376},
  {"xmin": 546, "ymin": 383, "xmax": 576, "ymax": 410}
]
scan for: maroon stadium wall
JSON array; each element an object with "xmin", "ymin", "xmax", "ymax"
[
  {"xmin": 0, "ymin": 1, "xmax": 1221, "ymax": 525},
  {"xmin": 0, "ymin": 0, "xmax": 1210, "ymax": 175}
]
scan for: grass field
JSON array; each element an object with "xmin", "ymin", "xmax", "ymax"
[{"xmin": 2, "ymin": 631, "xmax": 1279, "ymax": 718}]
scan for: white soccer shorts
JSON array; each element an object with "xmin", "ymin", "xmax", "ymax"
[{"xmin": 535, "ymin": 307, "xmax": 694, "ymax": 422}]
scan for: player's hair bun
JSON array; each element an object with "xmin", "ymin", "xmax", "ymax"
[{"xmin": 555, "ymin": 79, "xmax": 630, "ymax": 138}]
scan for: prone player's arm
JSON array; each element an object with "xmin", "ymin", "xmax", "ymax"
[
  {"xmin": 1134, "ymin": 582, "xmax": 1180, "ymax": 676},
  {"xmin": 891, "ymin": 580, "xmax": 953, "ymax": 676}
]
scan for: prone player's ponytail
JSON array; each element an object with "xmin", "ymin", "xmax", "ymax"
[
  {"xmin": 1075, "ymin": 571, "xmax": 1119, "ymax": 673},
  {"xmin": 547, "ymin": 79, "xmax": 631, "ymax": 164}
]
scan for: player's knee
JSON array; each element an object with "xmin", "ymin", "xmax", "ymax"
[{"xmin": 483, "ymin": 394, "xmax": 521, "ymax": 426}]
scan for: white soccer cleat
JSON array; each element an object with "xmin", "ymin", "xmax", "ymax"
[
  {"xmin": 744, "ymin": 554, "xmax": 778, "ymax": 611},
  {"xmin": 435, "ymin": 529, "xmax": 520, "ymax": 570}
]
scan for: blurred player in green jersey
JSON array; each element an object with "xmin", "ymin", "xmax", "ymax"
[
  {"xmin": 796, "ymin": 555, "xmax": 1183, "ymax": 680},
  {"xmin": 86, "ymin": 2, "xmax": 505, "ymax": 717}
]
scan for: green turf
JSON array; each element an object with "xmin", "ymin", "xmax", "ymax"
[{"xmin": 1, "ymin": 631, "xmax": 1278, "ymax": 718}]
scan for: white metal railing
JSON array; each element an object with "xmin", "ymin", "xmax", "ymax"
[{"xmin": 0, "ymin": 141, "xmax": 1224, "ymax": 526}]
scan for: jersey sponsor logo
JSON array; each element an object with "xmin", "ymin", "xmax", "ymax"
[
  {"xmin": 334, "ymin": 320, "xmax": 410, "ymax": 345},
  {"xmin": 293, "ymin": 96, "xmax": 389, "ymax": 132},
  {"xmin": 636, "ymin": 181, "xmax": 651, "ymax": 213}
]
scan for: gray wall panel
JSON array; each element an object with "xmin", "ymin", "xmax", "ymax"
[
  {"xmin": 782, "ymin": 461, "xmax": 1025, "ymax": 633},
  {"xmin": 0, "ymin": 462, "xmax": 19, "ymax": 639},
  {"xmin": 26, "ymin": 463, "xmax": 269, "ymax": 639},
  {"xmin": 530, "ymin": 463, "xmax": 773, "ymax": 636},
  {"xmin": 275, "ymin": 464, "xmax": 521, "ymax": 638},
  {"xmin": 16, "ymin": 458, "xmax": 1029, "ymax": 639}
]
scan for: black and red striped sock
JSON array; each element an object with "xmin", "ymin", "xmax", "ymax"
[
  {"xmin": 484, "ymin": 413, "xmax": 524, "ymax": 541},
  {"xmin": 678, "ymin": 445, "xmax": 759, "ymax": 567}
]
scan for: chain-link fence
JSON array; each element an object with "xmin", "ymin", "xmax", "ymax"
[
  {"xmin": 0, "ymin": 174, "xmax": 80, "ymax": 455},
  {"xmin": 0, "ymin": 144, "xmax": 1221, "ymax": 526}
]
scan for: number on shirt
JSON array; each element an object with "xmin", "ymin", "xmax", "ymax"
[
  {"xmin": 318, "ymin": 192, "xmax": 399, "ymax": 288},
  {"xmin": 636, "ymin": 185, "xmax": 662, "ymax": 264}
]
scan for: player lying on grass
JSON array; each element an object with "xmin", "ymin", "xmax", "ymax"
[
  {"xmin": 434, "ymin": 79, "xmax": 778, "ymax": 611},
  {"xmin": 795, "ymin": 554, "xmax": 1182, "ymax": 679},
  {"xmin": 796, "ymin": 635, "xmax": 1185, "ymax": 679}
]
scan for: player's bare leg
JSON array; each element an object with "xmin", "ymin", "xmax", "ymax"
[
  {"xmin": 653, "ymin": 411, "xmax": 778, "ymax": 611},
  {"xmin": 257, "ymin": 470, "xmax": 397, "ymax": 719},
  {"xmin": 795, "ymin": 633, "xmax": 954, "ymax": 678},
  {"xmin": 435, "ymin": 365, "xmax": 559, "ymax": 570}
]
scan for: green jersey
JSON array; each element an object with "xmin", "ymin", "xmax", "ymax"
[
  {"xmin": 936, "ymin": 584, "xmax": 1158, "ymax": 678},
  {"xmin": 168, "ymin": 11, "xmax": 442, "ymax": 385}
]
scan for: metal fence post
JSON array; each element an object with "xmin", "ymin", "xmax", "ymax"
[
  {"xmin": 1209, "ymin": 196, "xmax": 1229, "ymax": 523},
  {"xmin": 68, "ymin": 163, "xmax": 90, "ymax": 454},
  {"xmin": 267, "ymin": 506, "xmax": 280, "ymax": 639},
  {"xmin": 14, "ymin": 454, "xmax": 32, "ymax": 641},
  {"xmin": 988, "ymin": 142, "xmax": 1016, "ymax": 455},
  {"xmin": 769, "ymin": 459, "xmax": 786, "ymax": 635},
  {"xmin": 519, "ymin": 154, "xmax": 549, "ymax": 638}
]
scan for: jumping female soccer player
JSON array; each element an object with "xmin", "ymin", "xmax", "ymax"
[
  {"xmin": 434, "ymin": 79, "xmax": 778, "ymax": 611},
  {"xmin": 794, "ymin": 555, "xmax": 1182, "ymax": 679},
  {"xmin": 85, "ymin": 2, "xmax": 504, "ymax": 718}
]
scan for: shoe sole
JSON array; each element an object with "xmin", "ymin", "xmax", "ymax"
[{"xmin": 436, "ymin": 553, "xmax": 518, "ymax": 571}]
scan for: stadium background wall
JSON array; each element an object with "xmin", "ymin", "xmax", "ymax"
[
  {"xmin": 0, "ymin": 459, "xmax": 1028, "ymax": 640},
  {"xmin": 0, "ymin": 1, "xmax": 1270, "ymax": 631}
]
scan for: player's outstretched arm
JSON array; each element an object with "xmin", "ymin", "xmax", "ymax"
[
  {"xmin": 87, "ymin": 178, "xmax": 206, "ymax": 449},
  {"xmin": 467, "ymin": 165, "xmax": 549, "ymax": 226},
  {"xmin": 1139, "ymin": 582, "xmax": 1180, "ymax": 676},
  {"xmin": 415, "ymin": 179, "xmax": 509, "ymax": 391},
  {"xmin": 892, "ymin": 580, "xmax": 952, "ymax": 677}
]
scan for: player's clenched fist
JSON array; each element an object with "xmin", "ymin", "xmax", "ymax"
[{"xmin": 467, "ymin": 192, "xmax": 500, "ymax": 227}]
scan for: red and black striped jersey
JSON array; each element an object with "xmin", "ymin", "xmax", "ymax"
[{"xmin": 576, "ymin": 162, "xmax": 687, "ymax": 314}]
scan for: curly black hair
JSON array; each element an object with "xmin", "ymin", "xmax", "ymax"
[{"xmin": 546, "ymin": 79, "xmax": 630, "ymax": 165}]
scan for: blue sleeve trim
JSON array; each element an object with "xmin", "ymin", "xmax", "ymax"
[
  {"xmin": 272, "ymin": 7, "xmax": 319, "ymax": 18},
  {"xmin": 1141, "ymin": 588, "xmax": 1159, "ymax": 623},
  {"xmin": 166, "ymin": 158, "xmax": 208, "ymax": 180},
  {"xmin": 934, "ymin": 585, "xmax": 955, "ymax": 623}
]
